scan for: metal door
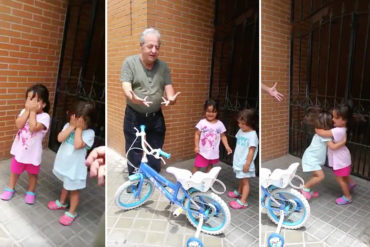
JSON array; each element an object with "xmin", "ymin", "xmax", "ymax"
[
  {"xmin": 210, "ymin": 0, "xmax": 259, "ymax": 165},
  {"xmin": 290, "ymin": 0, "xmax": 370, "ymax": 179},
  {"xmin": 49, "ymin": 0, "xmax": 105, "ymax": 152}
]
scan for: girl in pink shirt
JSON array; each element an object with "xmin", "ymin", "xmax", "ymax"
[
  {"xmin": 192, "ymin": 99, "xmax": 232, "ymax": 173},
  {"xmin": 1, "ymin": 84, "xmax": 50, "ymax": 204},
  {"xmin": 316, "ymin": 104, "xmax": 355, "ymax": 205}
]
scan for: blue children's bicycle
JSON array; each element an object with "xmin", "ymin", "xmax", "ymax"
[
  {"xmin": 115, "ymin": 125, "xmax": 231, "ymax": 247},
  {"xmin": 260, "ymin": 162, "xmax": 310, "ymax": 247}
]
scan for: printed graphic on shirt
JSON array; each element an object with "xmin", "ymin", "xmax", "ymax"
[
  {"xmin": 236, "ymin": 136, "xmax": 248, "ymax": 147},
  {"xmin": 200, "ymin": 126, "xmax": 223, "ymax": 150},
  {"xmin": 16, "ymin": 123, "xmax": 36, "ymax": 150}
]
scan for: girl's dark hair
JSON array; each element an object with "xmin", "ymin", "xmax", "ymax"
[
  {"xmin": 203, "ymin": 99, "xmax": 219, "ymax": 112},
  {"xmin": 333, "ymin": 103, "xmax": 353, "ymax": 126},
  {"xmin": 237, "ymin": 108, "xmax": 257, "ymax": 130},
  {"xmin": 304, "ymin": 106, "xmax": 333, "ymax": 130},
  {"xmin": 69, "ymin": 100, "xmax": 95, "ymax": 129},
  {"xmin": 26, "ymin": 84, "xmax": 50, "ymax": 113}
]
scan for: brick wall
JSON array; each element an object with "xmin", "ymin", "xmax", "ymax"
[
  {"xmin": 261, "ymin": 0, "xmax": 291, "ymax": 160},
  {"xmin": 0, "ymin": 0, "xmax": 68, "ymax": 159},
  {"xmin": 107, "ymin": 0, "xmax": 148, "ymax": 154},
  {"xmin": 107, "ymin": 0, "xmax": 215, "ymax": 162}
]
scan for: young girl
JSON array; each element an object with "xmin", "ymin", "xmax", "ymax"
[
  {"xmin": 48, "ymin": 100, "xmax": 95, "ymax": 226},
  {"xmin": 1, "ymin": 84, "xmax": 50, "ymax": 204},
  {"xmin": 316, "ymin": 104, "xmax": 355, "ymax": 205},
  {"xmin": 300, "ymin": 109, "xmax": 346, "ymax": 200},
  {"xmin": 228, "ymin": 109, "xmax": 258, "ymax": 209},
  {"xmin": 192, "ymin": 99, "xmax": 232, "ymax": 174}
]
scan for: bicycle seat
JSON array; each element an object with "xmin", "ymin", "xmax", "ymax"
[
  {"xmin": 166, "ymin": 166, "xmax": 222, "ymax": 192},
  {"xmin": 260, "ymin": 162, "xmax": 300, "ymax": 188}
]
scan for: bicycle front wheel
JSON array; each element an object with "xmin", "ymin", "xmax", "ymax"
[
  {"xmin": 266, "ymin": 188, "xmax": 310, "ymax": 229},
  {"xmin": 184, "ymin": 192, "xmax": 231, "ymax": 235},
  {"xmin": 114, "ymin": 179, "xmax": 153, "ymax": 210}
]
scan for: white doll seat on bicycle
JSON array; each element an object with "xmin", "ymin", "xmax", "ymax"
[
  {"xmin": 260, "ymin": 162, "xmax": 300, "ymax": 188},
  {"xmin": 166, "ymin": 166, "xmax": 222, "ymax": 192}
]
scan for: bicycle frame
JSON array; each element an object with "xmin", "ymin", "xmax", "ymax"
[
  {"xmin": 261, "ymin": 186, "xmax": 284, "ymax": 213},
  {"xmin": 129, "ymin": 161, "xmax": 206, "ymax": 216}
]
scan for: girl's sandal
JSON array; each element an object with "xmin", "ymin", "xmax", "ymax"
[
  {"xmin": 25, "ymin": 191, "xmax": 36, "ymax": 204},
  {"xmin": 48, "ymin": 200, "xmax": 68, "ymax": 210},
  {"xmin": 59, "ymin": 212, "xmax": 77, "ymax": 226},
  {"xmin": 229, "ymin": 199, "xmax": 248, "ymax": 209},
  {"xmin": 227, "ymin": 190, "xmax": 241, "ymax": 199},
  {"xmin": 335, "ymin": 195, "xmax": 352, "ymax": 205},
  {"xmin": 1, "ymin": 188, "xmax": 15, "ymax": 201}
]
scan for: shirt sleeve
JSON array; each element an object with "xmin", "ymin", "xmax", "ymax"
[
  {"xmin": 82, "ymin": 129, "xmax": 95, "ymax": 149},
  {"xmin": 320, "ymin": 136, "xmax": 332, "ymax": 142},
  {"xmin": 120, "ymin": 58, "xmax": 133, "ymax": 82},
  {"xmin": 62, "ymin": 122, "xmax": 70, "ymax": 131},
  {"xmin": 18, "ymin": 109, "xmax": 25, "ymax": 117},
  {"xmin": 248, "ymin": 132, "xmax": 259, "ymax": 148},
  {"xmin": 218, "ymin": 121, "xmax": 227, "ymax": 133},
  {"xmin": 195, "ymin": 120, "xmax": 203, "ymax": 131},
  {"xmin": 331, "ymin": 128, "xmax": 346, "ymax": 142},
  {"xmin": 37, "ymin": 113, "xmax": 50, "ymax": 132},
  {"xmin": 164, "ymin": 64, "xmax": 172, "ymax": 85}
]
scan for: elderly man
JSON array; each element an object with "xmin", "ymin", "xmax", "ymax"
[{"xmin": 121, "ymin": 28, "xmax": 180, "ymax": 175}]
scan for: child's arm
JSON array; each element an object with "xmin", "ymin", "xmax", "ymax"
[
  {"xmin": 194, "ymin": 130, "xmax": 200, "ymax": 153},
  {"xmin": 327, "ymin": 135, "xmax": 347, "ymax": 150},
  {"xmin": 57, "ymin": 125, "xmax": 75, "ymax": 143},
  {"xmin": 28, "ymin": 98, "xmax": 46, "ymax": 133},
  {"xmin": 221, "ymin": 133, "xmax": 232, "ymax": 155},
  {"xmin": 243, "ymin": 146, "xmax": 256, "ymax": 173},
  {"xmin": 15, "ymin": 109, "xmax": 30, "ymax": 129},
  {"xmin": 73, "ymin": 117, "xmax": 86, "ymax": 149},
  {"xmin": 315, "ymin": 128, "xmax": 333, "ymax": 138},
  {"xmin": 58, "ymin": 115, "xmax": 76, "ymax": 142}
]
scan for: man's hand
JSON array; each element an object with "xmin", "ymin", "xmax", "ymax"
[
  {"xmin": 161, "ymin": 92, "xmax": 181, "ymax": 106},
  {"xmin": 86, "ymin": 146, "xmax": 106, "ymax": 186},
  {"xmin": 267, "ymin": 82, "xmax": 284, "ymax": 102},
  {"xmin": 130, "ymin": 91, "xmax": 153, "ymax": 107}
]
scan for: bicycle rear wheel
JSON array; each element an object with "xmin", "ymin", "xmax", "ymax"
[
  {"xmin": 184, "ymin": 192, "xmax": 230, "ymax": 235},
  {"xmin": 266, "ymin": 188, "xmax": 310, "ymax": 229},
  {"xmin": 115, "ymin": 179, "xmax": 153, "ymax": 210}
]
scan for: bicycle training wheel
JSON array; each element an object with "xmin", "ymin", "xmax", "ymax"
[
  {"xmin": 184, "ymin": 192, "xmax": 231, "ymax": 235},
  {"xmin": 268, "ymin": 233, "xmax": 284, "ymax": 247},
  {"xmin": 186, "ymin": 237, "xmax": 203, "ymax": 247},
  {"xmin": 114, "ymin": 179, "xmax": 153, "ymax": 210},
  {"xmin": 266, "ymin": 188, "xmax": 310, "ymax": 229}
]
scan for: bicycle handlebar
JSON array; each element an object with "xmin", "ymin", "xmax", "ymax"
[
  {"xmin": 135, "ymin": 125, "xmax": 171, "ymax": 161},
  {"xmin": 159, "ymin": 149, "xmax": 171, "ymax": 159}
]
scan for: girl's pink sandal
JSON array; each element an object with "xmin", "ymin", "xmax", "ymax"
[
  {"xmin": 25, "ymin": 191, "xmax": 35, "ymax": 204},
  {"xmin": 1, "ymin": 188, "xmax": 15, "ymax": 201},
  {"xmin": 59, "ymin": 212, "xmax": 77, "ymax": 226},
  {"xmin": 227, "ymin": 190, "xmax": 241, "ymax": 199},
  {"xmin": 48, "ymin": 200, "xmax": 68, "ymax": 210},
  {"xmin": 229, "ymin": 199, "xmax": 248, "ymax": 209},
  {"xmin": 336, "ymin": 195, "xmax": 352, "ymax": 205}
]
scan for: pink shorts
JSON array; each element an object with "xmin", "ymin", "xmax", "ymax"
[
  {"xmin": 333, "ymin": 165, "xmax": 351, "ymax": 177},
  {"xmin": 10, "ymin": 157, "xmax": 40, "ymax": 175},
  {"xmin": 194, "ymin": 153, "xmax": 219, "ymax": 168}
]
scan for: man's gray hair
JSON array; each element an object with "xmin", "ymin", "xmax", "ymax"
[{"xmin": 140, "ymin": 28, "xmax": 161, "ymax": 45}]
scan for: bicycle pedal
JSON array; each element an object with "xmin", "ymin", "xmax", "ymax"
[{"xmin": 173, "ymin": 207, "xmax": 183, "ymax": 217}]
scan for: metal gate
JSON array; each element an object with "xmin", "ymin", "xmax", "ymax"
[
  {"xmin": 290, "ymin": 0, "xmax": 370, "ymax": 180},
  {"xmin": 49, "ymin": 0, "xmax": 105, "ymax": 152},
  {"xmin": 210, "ymin": 0, "xmax": 259, "ymax": 165}
]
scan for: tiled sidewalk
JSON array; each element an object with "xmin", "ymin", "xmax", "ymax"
[
  {"xmin": 107, "ymin": 148, "xmax": 259, "ymax": 247},
  {"xmin": 0, "ymin": 149, "xmax": 105, "ymax": 247},
  {"xmin": 261, "ymin": 155, "xmax": 370, "ymax": 247}
]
